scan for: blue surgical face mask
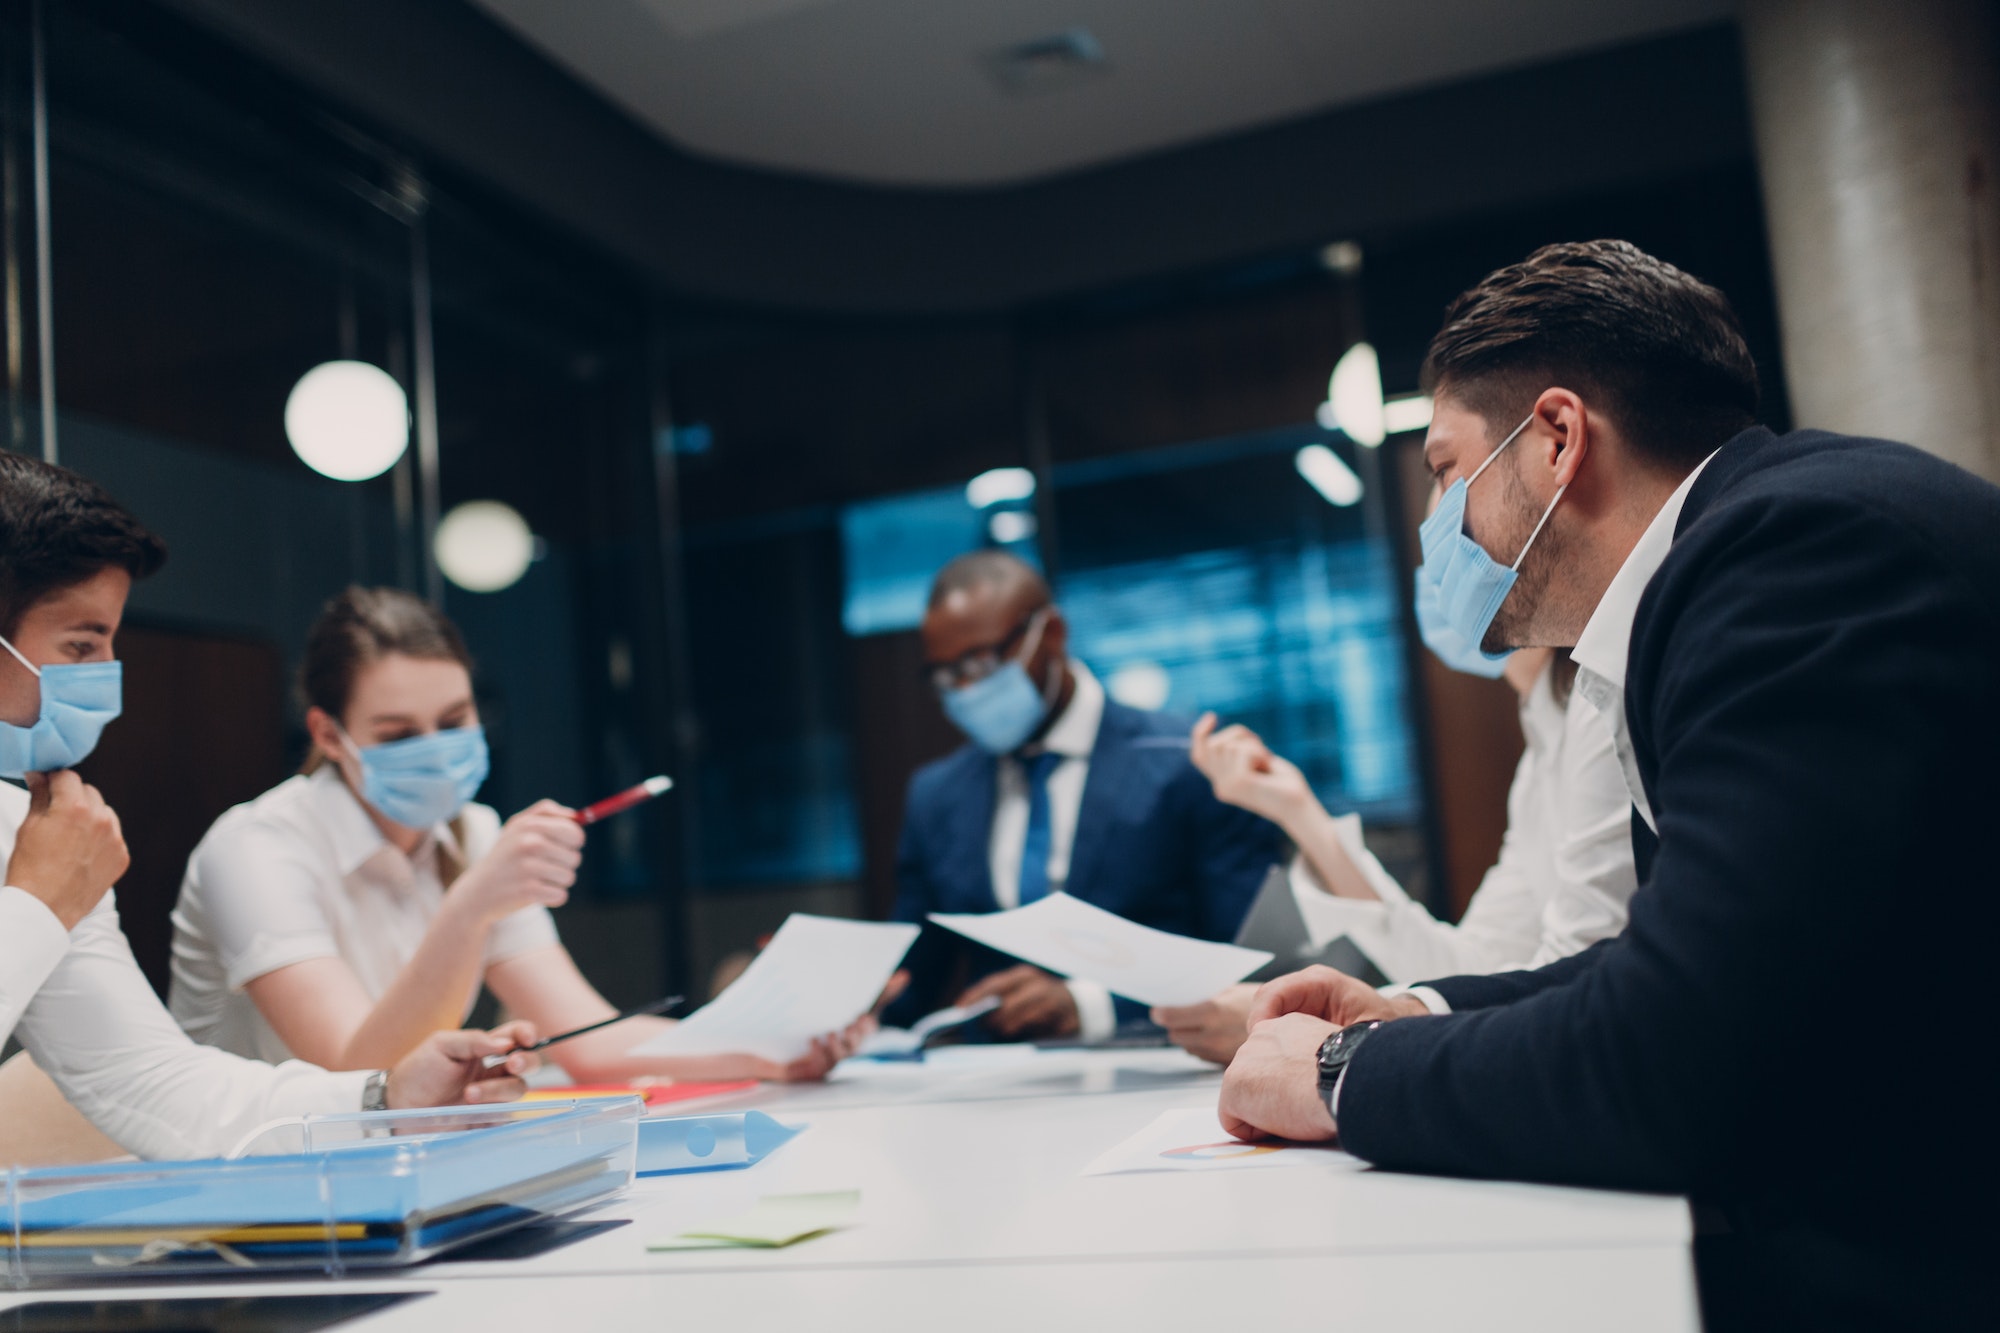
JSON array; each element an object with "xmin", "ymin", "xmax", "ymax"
[
  {"xmin": 941, "ymin": 611, "xmax": 1059, "ymax": 755},
  {"xmin": 0, "ymin": 633, "xmax": 123, "ymax": 779},
  {"xmin": 1413, "ymin": 414, "xmax": 1566, "ymax": 669},
  {"xmin": 1413, "ymin": 569, "xmax": 1509, "ymax": 679},
  {"xmin": 339, "ymin": 723, "xmax": 490, "ymax": 829}
]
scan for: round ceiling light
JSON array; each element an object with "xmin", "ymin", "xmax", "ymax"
[
  {"xmin": 435, "ymin": 500, "xmax": 535, "ymax": 593},
  {"xmin": 284, "ymin": 361, "xmax": 409, "ymax": 481},
  {"xmin": 1327, "ymin": 341, "xmax": 1386, "ymax": 448}
]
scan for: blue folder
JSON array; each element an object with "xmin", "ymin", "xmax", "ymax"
[{"xmin": 636, "ymin": 1112, "xmax": 801, "ymax": 1177}]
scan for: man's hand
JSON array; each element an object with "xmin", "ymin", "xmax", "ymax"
[
  {"xmin": 1189, "ymin": 713, "xmax": 1317, "ymax": 829},
  {"xmin": 958, "ymin": 965, "xmax": 1080, "ymax": 1039},
  {"xmin": 1217, "ymin": 1013, "xmax": 1340, "ymax": 1142},
  {"xmin": 1152, "ymin": 982, "xmax": 1258, "ymax": 1064},
  {"xmin": 8, "ymin": 771, "xmax": 127, "ymax": 929},
  {"xmin": 1249, "ymin": 965, "xmax": 1428, "ymax": 1028},
  {"xmin": 384, "ymin": 1021, "xmax": 539, "ymax": 1109}
]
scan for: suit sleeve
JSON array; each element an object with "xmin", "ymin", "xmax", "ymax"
[
  {"xmin": 1423, "ymin": 938, "xmax": 1615, "ymax": 1011},
  {"xmin": 883, "ymin": 776, "xmax": 952, "ymax": 1028},
  {"xmin": 1181, "ymin": 773, "xmax": 1284, "ymax": 941},
  {"xmin": 1337, "ymin": 498, "xmax": 1994, "ymax": 1196}
]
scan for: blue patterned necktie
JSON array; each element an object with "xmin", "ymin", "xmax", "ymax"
[{"xmin": 1017, "ymin": 751, "xmax": 1064, "ymax": 906}]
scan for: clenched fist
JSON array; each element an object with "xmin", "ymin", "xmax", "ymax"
[{"xmin": 8, "ymin": 771, "xmax": 127, "ymax": 929}]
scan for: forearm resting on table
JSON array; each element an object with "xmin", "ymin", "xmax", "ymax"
[
  {"xmin": 546, "ymin": 1015, "xmax": 794, "ymax": 1084},
  {"xmin": 249, "ymin": 905, "xmax": 491, "ymax": 1070}
]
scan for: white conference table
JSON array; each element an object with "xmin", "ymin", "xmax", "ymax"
[{"xmin": 0, "ymin": 1047, "xmax": 1701, "ymax": 1331}]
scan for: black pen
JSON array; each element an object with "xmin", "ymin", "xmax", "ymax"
[{"xmin": 479, "ymin": 995, "xmax": 683, "ymax": 1069}]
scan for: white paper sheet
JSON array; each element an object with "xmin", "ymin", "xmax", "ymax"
[
  {"xmin": 628, "ymin": 914, "xmax": 918, "ymax": 1063},
  {"xmin": 1079, "ymin": 1106, "xmax": 1359, "ymax": 1177},
  {"xmin": 929, "ymin": 894, "xmax": 1272, "ymax": 1007}
]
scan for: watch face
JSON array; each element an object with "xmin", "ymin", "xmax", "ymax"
[{"xmin": 1318, "ymin": 1023, "xmax": 1375, "ymax": 1078}]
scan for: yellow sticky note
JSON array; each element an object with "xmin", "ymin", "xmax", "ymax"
[{"xmin": 647, "ymin": 1190, "xmax": 860, "ymax": 1251}]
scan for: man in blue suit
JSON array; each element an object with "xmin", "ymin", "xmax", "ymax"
[{"xmin": 886, "ymin": 550, "xmax": 1281, "ymax": 1041}]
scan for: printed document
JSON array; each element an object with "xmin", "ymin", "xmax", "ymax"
[
  {"xmin": 929, "ymin": 894, "xmax": 1271, "ymax": 1007},
  {"xmin": 1080, "ymin": 1107, "xmax": 1360, "ymax": 1177},
  {"xmin": 629, "ymin": 915, "xmax": 917, "ymax": 1063}
]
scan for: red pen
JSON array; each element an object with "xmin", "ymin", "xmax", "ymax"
[{"xmin": 574, "ymin": 775, "xmax": 674, "ymax": 826}]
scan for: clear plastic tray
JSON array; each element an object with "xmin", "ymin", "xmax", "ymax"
[{"xmin": 2, "ymin": 1099, "xmax": 640, "ymax": 1287}]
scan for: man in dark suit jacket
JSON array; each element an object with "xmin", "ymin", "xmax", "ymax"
[
  {"xmin": 1217, "ymin": 241, "xmax": 1998, "ymax": 1330},
  {"xmin": 887, "ymin": 550, "xmax": 1280, "ymax": 1041}
]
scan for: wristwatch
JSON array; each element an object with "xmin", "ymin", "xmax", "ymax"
[
  {"xmin": 361, "ymin": 1069, "xmax": 391, "ymax": 1113},
  {"xmin": 1315, "ymin": 1021, "xmax": 1383, "ymax": 1123}
]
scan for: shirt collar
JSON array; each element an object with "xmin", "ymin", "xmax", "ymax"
[
  {"xmin": 1570, "ymin": 450, "xmax": 1720, "ymax": 693},
  {"xmin": 305, "ymin": 764, "xmax": 456, "ymax": 879},
  {"xmin": 1031, "ymin": 660, "xmax": 1104, "ymax": 760}
]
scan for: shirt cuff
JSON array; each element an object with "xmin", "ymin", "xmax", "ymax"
[
  {"xmin": 1066, "ymin": 979, "xmax": 1118, "ymax": 1043},
  {"xmin": 1379, "ymin": 982, "xmax": 1451, "ymax": 1015}
]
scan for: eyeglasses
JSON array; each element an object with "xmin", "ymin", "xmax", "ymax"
[{"xmin": 924, "ymin": 608, "xmax": 1048, "ymax": 693}]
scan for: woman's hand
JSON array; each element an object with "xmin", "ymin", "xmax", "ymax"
[
  {"xmin": 770, "ymin": 1014, "xmax": 877, "ymax": 1082},
  {"xmin": 447, "ymin": 800, "xmax": 584, "ymax": 925},
  {"xmin": 1190, "ymin": 713, "xmax": 1318, "ymax": 829}
]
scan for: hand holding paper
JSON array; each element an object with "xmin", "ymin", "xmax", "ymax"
[
  {"xmin": 628, "ymin": 914, "xmax": 918, "ymax": 1064},
  {"xmin": 929, "ymin": 894, "xmax": 1271, "ymax": 1007}
]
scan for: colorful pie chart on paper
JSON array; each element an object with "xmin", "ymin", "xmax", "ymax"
[{"xmin": 1159, "ymin": 1140, "xmax": 1285, "ymax": 1161}]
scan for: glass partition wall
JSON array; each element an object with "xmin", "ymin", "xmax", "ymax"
[{"xmin": 0, "ymin": 0, "xmax": 675, "ymax": 1003}]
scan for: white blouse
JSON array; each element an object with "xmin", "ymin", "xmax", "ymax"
[
  {"xmin": 169, "ymin": 766, "xmax": 558, "ymax": 1063},
  {"xmin": 1293, "ymin": 662, "xmax": 1639, "ymax": 984}
]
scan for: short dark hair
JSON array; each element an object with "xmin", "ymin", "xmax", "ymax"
[
  {"xmin": 1422, "ymin": 240, "xmax": 1760, "ymax": 470},
  {"xmin": 0, "ymin": 451, "xmax": 167, "ymax": 637},
  {"xmin": 927, "ymin": 549, "xmax": 1049, "ymax": 611}
]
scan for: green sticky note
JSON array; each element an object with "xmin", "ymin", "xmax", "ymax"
[{"xmin": 648, "ymin": 1190, "xmax": 861, "ymax": 1251}]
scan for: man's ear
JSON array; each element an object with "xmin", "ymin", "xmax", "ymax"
[
  {"xmin": 1532, "ymin": 388, "xmax": 1592, "ymax": 488},
  {"xmin": 1041, "ymin": 606, "xmax": 1068, "ymax": 659}
]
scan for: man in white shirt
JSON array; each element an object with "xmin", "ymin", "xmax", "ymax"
[
  {"xmin": 0, "ymin": 450, "xmax": 534, "ymax": 1161},
  {"xmin": 886, "ymin": 551, "xmax": 1282, "ymax": 1041}
]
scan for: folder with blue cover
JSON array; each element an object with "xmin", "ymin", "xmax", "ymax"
[
  {"xmin": 1, "ymin": 1100, "xmax": 640, "ymax": 1285},
  {"xmin": 636, "ymin": 1111, "xmax": 802, "ymax": 1177}
]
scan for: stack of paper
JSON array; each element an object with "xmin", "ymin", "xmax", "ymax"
[
  {"xmin": 628, "ymin": 914, "xmax": 918, "ymax": 1064},
  {"xmin": 929, "ymin": 894, "xmax": 1272, "ymax": 1006}
]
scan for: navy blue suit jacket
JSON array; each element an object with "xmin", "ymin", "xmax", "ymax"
[
  {"xmin": 1336, "ymin": 428, "xmax": 2000, "ymax": 1328},
  {"xmin": 886, "ymin": 698, "xmax": 1282, "ymax": 1028}
]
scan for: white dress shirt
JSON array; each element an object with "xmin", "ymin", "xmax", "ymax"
[
  {"xmin": 0, "ymin": 782, "xmax": 369, "ymax": 1160},
  {"xmin": 1402, "ymin": 452, "xmax": 1720, "ymax": 1019},
  {"xmin": 985, "ymin": 663, "xmax": 1118, "ymax": 1040},
  {"xmin": 1571, "ymin": 451, "xmax": 1720, "ymax": 835},
  {"xmin": 170, "ymin": 767, "xmax": 557, "ymax": 1063},
  {"xmin": 1293, "ymin": 659, "xmax": 1638, "ymax": 986}
]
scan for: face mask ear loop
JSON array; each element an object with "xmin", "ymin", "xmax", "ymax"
[
  {"xmin": 1465, "ymin": 413, "xmax": 1537, "ymax": 488},
  {"xmin": 327, "ymin": 718, "xmax": 366, "ymax": 765},
  {"xmin": 1511, "ymin": 483, "xmax": 1569, "ymax": 573},
  {"xmin": 0, "ymin": 634, "xmax": 43, "ymax": 679}
]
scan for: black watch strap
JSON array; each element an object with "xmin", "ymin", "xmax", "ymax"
[{"xmin": 1316, "ymin": 1020, "xmax": 1383, "ymax": 1092}]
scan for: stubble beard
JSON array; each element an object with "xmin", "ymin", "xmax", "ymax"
[{"xmin": 1482, "ymin": 456, "xmax": 1573, "ymax": 653}]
